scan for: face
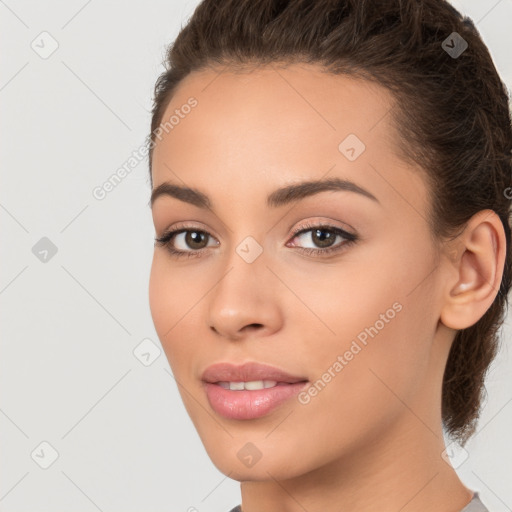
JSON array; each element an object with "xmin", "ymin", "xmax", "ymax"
[{"xmin": 149, "ymin": 63, "xmax": 449, "ymax": 481}]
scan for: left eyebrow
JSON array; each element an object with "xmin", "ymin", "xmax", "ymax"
[
  {"xmin": 266, "ymin": 177, "xmax": 379, "ymax": 208},
  {"xmin": 150, "ymin": 176, "xmax": 379, "ymax": 209}
]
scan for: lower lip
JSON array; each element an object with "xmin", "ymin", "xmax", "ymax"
[{"xmin": 203, "ymin": 381, "xmax": 309, "ymax": 420}]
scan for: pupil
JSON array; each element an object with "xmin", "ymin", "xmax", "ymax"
[
  {"xmin": 187, "ymin": 231, "xmax": 207, "ymax": 248},
  {"xmin": 313, "ymin": 228, "xmax": 334, "ymax": 248}
]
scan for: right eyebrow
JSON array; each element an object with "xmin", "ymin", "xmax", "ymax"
[{"xmin": 150, "ymin": 182, "xmax": 211, "ymax": 209}]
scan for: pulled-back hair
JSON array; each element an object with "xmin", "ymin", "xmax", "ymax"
[{"xmin": 147, "ymin": 0, "xmax": 512, "ymax": 446}]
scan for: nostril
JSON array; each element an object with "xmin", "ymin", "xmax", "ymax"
[{"xmin": 245, "ymin": 323, "xmax": 263, "ymax": 330}]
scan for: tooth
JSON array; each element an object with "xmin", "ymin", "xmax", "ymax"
[
  {"xmin": 217, "ymin": 380, "xmax": 280, "ymax": 390},
  {"xmin": 244, "ymin": 380, "xmax": 265, "ymax": 390}
]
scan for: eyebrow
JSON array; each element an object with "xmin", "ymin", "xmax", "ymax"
[{"xmin": 150, "ymin": 176, "xmax": 379, "ymax": 209}]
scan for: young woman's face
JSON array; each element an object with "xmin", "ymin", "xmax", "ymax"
[{"xmin": 149, "ymin": 63, "xmax": 452, "ymax": 480}]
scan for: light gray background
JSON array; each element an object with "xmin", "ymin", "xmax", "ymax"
[{"xmin": 1, "ymin": 1, "xmax": 511, "ymax": 511}]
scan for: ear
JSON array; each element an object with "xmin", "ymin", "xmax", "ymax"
[{"xmin": 440, "ymin": 209, "xmax": 507, "ymax": 330}]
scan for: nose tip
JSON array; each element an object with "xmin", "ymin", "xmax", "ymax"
[{"xmin": 206, "ymin": 253, "xmax": 283, "ymax": 341}]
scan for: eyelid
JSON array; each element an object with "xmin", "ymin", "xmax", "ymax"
[
  {"xmin": 289, "ymin": 219, "xmax": 355, "ymax": 238},
  {"xmin": 286, "ymin": 215, "xmax": 358, "ymax": 245},
  {"xmin": 157, "ymin": 220, "xmax": 219, "ymax": 240}
]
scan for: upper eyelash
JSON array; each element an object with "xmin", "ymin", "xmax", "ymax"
[
  {"xmin": 154, "ymin": 227, "xmax": 213, "ymax": 259},
  {"xmin": 288, "ymin": 222, "xmax": 358, "ymax": 256},
  {"xmin": 154, "ymin": 222, "xmax": 358, "ymax": 258}
]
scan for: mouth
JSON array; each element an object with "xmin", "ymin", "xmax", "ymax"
[
  {"xmin": 215, "ymin": 380, "xmax": 301, "ymax": 390},
  {"xmin": 201, "ymin": 361, "xmax": 309, "ymax": 420},
  {"xmin": 201, "ymin": 360, "xmax": 308, "ymax": 384}
]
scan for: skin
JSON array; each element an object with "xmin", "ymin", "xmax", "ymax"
[{"xmin": 148, "ymin": 63, "xmax": 506, "ymax": 512}]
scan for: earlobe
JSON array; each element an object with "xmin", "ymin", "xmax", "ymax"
[{"xmin": 440, "ymin": 210, "xmax": 505, "ymax": 330}]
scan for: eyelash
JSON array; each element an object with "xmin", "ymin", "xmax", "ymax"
[{"xmin": 154, "ymin": 221, "xmax": 358, "ymax": 259}]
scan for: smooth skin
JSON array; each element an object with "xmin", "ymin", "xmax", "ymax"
[{"xmin": 149, "ymin": 63, "xmax": 506, "ymax": 512}]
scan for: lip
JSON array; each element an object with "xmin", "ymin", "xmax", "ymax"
[
  {"xmin": 201, "ymin": 361, "xmax": 308, "ymax": 384},
  {"xmin": 201, "ymin": 361, "xmax": 309, "ymax": 420}
]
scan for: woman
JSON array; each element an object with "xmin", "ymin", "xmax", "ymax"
[{"xmin": 146, "ymin": 0, "xmax": 511, "ymax": 511}]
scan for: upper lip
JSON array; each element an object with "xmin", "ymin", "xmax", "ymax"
[{"xmin": 201, "ymin": 361, "xmax": 308, "ymax": 384}]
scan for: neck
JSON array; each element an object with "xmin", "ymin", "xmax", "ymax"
[{"xmin": 240, "ymin": 415, "xmax": 473, "ymax": 512}]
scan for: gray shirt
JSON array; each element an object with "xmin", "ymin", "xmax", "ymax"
[
  {"xmin": 227, "ymin": 491, "xmax": 490, "ymax": 512},
  {"xmin": 461, "ymin": 492, "xmax": 490, "ymax": 511}
]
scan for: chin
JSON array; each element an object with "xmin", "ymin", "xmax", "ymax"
[{"xmin": 204, "ymin": 442, "xmax": 310, "ymax": 482}]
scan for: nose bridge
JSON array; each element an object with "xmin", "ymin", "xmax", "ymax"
[
  {"xmin": 218, "ymin": 225, "xmax": 268, "ymax": 285},
  {"xmin": 207, "ymin": 234, "xmax": 281, "ymax": 338},
  {"xmin": 214, "ymin": 235, "xmax": 268, "ymax": 310}
]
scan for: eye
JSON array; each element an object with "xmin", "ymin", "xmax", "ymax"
[
  {"xmin": 155, "ymin": 221, "xmax": 358, "ymax": 259},
  {"xmin": 287, "ymin": 222, "xmax": 358, "ymax": 256},
  {"xmin": 154, "ymin": 226, "xmax": 219, "ymax": 258}
]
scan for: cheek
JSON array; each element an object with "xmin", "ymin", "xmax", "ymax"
[
  {"xmin": 148, "ymin": 254, "xmax": 170, "ymax": 335},
  {"xmin": 148, "ymin": 253, "xmax": 189, "ymax": 361},
  {"xmin": 289, "ymin": 293, "xmax": 434, "ymax": 468},
  {"xmin": 149, "ymin": 252, "xmax": 198, "ymax": 329},
  {"xmin": 292, "ymin": 237, "xmax": 437, "ymax": 393},
  {"xmin": 148, "ymin": 253, "xmax": 209, "ymax": 378}
]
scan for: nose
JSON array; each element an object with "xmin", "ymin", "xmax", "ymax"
[{"xmin": 207, "ymin": 250, "xmax": 283, "ymax": 341}]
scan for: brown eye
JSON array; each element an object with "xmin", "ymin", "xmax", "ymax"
[
  {"xmin": 183, "ymin": 230, "xmax": 209, "ymax": 250},
  {"xmin": 291, "ymin": 226, "xmax": 353, "ymax": 250},
  {"xmin": 288, "ymin": 223, "xmax": 358, "ymax": 257},
  {"xmin": 154, "ymin": 227, "xmax": 219, "ymax": 258},
  {"xmin": 309, "ymin": 228, "xmax": 338, "ymax": 248}
]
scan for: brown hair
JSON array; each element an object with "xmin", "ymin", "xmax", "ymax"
[{"xmin": 147, "ymin": 0, "xmax": 512, "ymax": 446}]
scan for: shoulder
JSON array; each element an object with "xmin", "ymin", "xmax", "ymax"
[
  {"xmin": 461, "ymin": 492, "xmax": 490, "ymax": 512},
  {"xmin": 226, "ymin": 493, "xmax": 490, "ymax": 512},
  {"xmin": 227, "ymin": 493, "xmax": 490, "ymax": 512}
]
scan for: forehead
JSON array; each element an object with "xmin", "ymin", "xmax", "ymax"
[
  {"xmin": 155, "ymin": 65, "xmax": 386, "ymax": 160},
  {"xmin": 153, "ymin": 63, "xmax": 398, "ymax": 165},
  {"xmin": 151, "ymin": 63, "xmax": 428, "ymax": 217}
]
